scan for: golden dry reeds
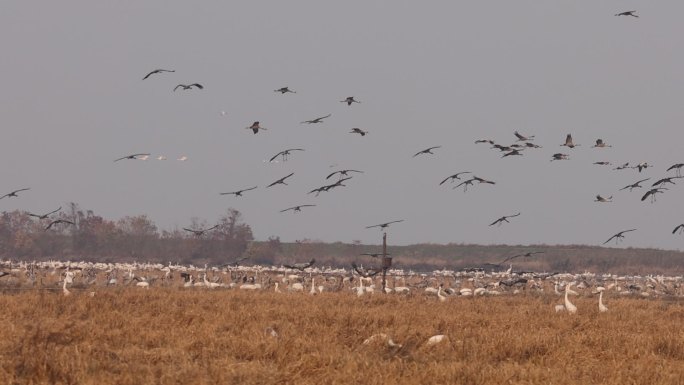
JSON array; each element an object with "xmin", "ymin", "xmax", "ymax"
[{"xmin": 1, "ymin": 289, "xmax": 684, "ymax": 384}]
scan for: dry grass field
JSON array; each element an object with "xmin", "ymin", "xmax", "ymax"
[{"xmin": 1, "ymin": 289, "xmax": 684, "ymax": 384}]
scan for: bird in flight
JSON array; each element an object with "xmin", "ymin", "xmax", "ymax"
[
  {"xmin": 673, "ymin": 224, "xmax": 684, "ymax": 235},
  {"xmin": 283, "ymin": 259, "xmax": 316, "ymax": 271},
  {"xmin": 340, "ymin": 96, "xmax": 361, "ymax": 106},
  {"xmin": 498, "ymin": 251, "xmax": 544, "ymax": 265},
  {"xmin": 114, "ymin": 153, "xmax": 150, "ymax": 162},
  {"xmin": 489, "ymin": 213, "xmax": 521, "ymax": 227},
  {"xmin": 666, "ymin": 163, "xmax": 683, "ymax": 177},
  {"xmin": 269, "ymin": 149, "xmax": 304, "ymax": 163},
  {"xmin": 267, "ymin": 173, "xmax": 295, "ymax": 188},
  {"xmin": 613, "ymin": 162, "xmax": 631, "ymax": 170},
  {"xmin": 142, "ymin": 69, "xmax": 175, "ymax": 80},
  {"xmin": 177, "ymin": 156, "xmax": 188, "ymax": 161},
  {"xmin": 351, "ymin": 262, "xmax": 380, "ymax": 277},
  {"xmin": 592, "ymin": 139, "xmax": 612, "ymax": 148},
  {"xmin": 615, "ymin": 10, "xmax": 638, "ymax": 18},
  {"xmin": 439, "ymin": 172, "xmax": 472, "ymax": 185},
  {"xmin": 246, "ymin": 121, "xmax": 267, "ymax": 134},
  {"xmin": 502, "ymin": 149, "xmax": 523, "ymax": 158},
  {"xmin": 366, "ymin": 220, "xmax": 404, "ymax": 230},
  {"xmin": 595, "ymin": 195, "xmax": 613, "ymax": 203},
  {"xmin": 360, "ymin": 252, "xmax": 391, "ymax": 258},
  {"xmin": 413, "ymin": 146, "xmax": 441, "ymax": 157},
  {"xmin": 301, "ymin": 114, "xmax": 332, "ymax": 124},
  {"xmin": 0, "ymin": 188, "xmax": 30, "ymax": 200},
  {"xmin": 280, "ymin": 204, "xmax": 316, "ymax": 213},
  {"xmin": 475, "ymin": 139, "xmax": 495, "ymax": 145},
  {"xmin": 633, "ymin": 162, "xmax": 651, "ymax": 173},
  {"xmin": 621, "ymin": 179, "xmax": 649, "ymax": 191},
  {"xmin": 28, "ymin": 206, "xmax": 62, "ymax": 220},
  {"xmin": 326, "ymin": 169, "xmax": 363, "ymax": 180},
  {"xmin": 551, "ymin": 153, "xmax": 570, "ymax": 161},
  {"xmin": 641, "ymin": 188, "xmax": 667, "ymax": 203},
  {"xmin": 173, "ymin": 83, "xmax": 203, "ymax": 91},
  {"xmin": 45, "ymin": 219, "xmax": 75, "ymax": 231},
  {"xmin": 523, "ymin": 142, "xmax": 542, "ymax": 149},
  {"xmin": 274, "ymin": 86, "xmax": 296, "ymax": 94},
  {"xmin": 514, "ymin": 131, "xmax": 535, "ymax": 142},
  {"xmin": 561, "ymin": 134, "xmax": 580, "ymax": 148},
  {"xmin": 350, "ymin": 128, "xmax": 368, "ymax": 136},
  {"xmin": 183, "ymin": 225, "xmax": 219, "ymax": 237},
  {"xmin": 220, "ymin": 186, "xmax": 258, "ymax": 197},
  {"xmin": 652, "ymin": 176, "xmax": 683, "ymax": 187},
  {"xmin": 594, "ymin": 161, "xmax": 612, "ymax": 166},
  {"xmin": 603, "ymin": 229, "xmax": 637, "ymax": 245}
]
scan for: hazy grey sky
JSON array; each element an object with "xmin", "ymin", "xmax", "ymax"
[{"xmin": 1, "ymin": 1, "xmax": 683, "ymax": 250}]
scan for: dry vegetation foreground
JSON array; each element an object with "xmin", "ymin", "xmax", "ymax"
[{"xmin": 1, "ymin": 290, "xmax": 684, "ymax": 385}]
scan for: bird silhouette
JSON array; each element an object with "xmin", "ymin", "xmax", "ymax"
[
  {"xmin": 594, "ymin": 161, "xmax": 612, "ymax": 166},
  {"xmin": 142, "ymin": 69, "xmax": 175, "ymax": 80},
  {"xmin": 28, "ymin": 207, "xmax": 62, "ymax": 220},
  {"xmin": 615, "ymin": 10, "xmax": 638, "ymax": 17},
  {"xmin": 360, "ymin": 252, "xmax": 391, "ymax": 258},
  {"xmin": 633, "ymin": 162, "xmax": 651, "ymax": 172},
  {"xmin": 475, "ymin": 139, "xmax": 495, "ymax": 145},
  {"xmin": 413, "ymin": 146, "xmax": 441, "ymax": 157},
  {"xmin": 524, "ymin": 142, "xmax": 542, "ymax": 149},
  {"xmin": 502, "ymin": 149, "xmax": 523, "ymax": 158},
  {"xmin": 561, "ymin": 134, "xmax": 580, "ymax": 148},
  {"xmin": 620, "ymin": 178, "xmax": 650, "ymax": 192},
  {"xmin": 267, "ymin": 173, "xmax": 295, "ymax": 188},
  {"xmin": 301, "ymin": 114, "xmax": 332, "ymax": 124},
  {"xmin": 340, "ymin": 96, "xmax": 361, "ymax": 106},
  {"xmin": 672, "ymin": 224, "xmax": 684, "ymax": 235},
  {"xmin": 352, "ymin": 262, "xmax": 380, "ymax": 277},
  {"xmin": 439, "ymin": 172, "xmax": 472, "ymax": 185},
  {"xmin": 173, "ymin": 83, "xmax": 203, "ymax": 91},
  {"xmin": 280, "ymin": 204, "xmax": 316, "ymax": 213},
  {"xmin": 592, "ymin": 139, "xmax": 612, "ymax": 148},
  {"xmin": 366, "ymin": 220, "xmax": 404, "ymax": 230},
  {"xmin": 666, "ymin": 163, "xmax": 683, "ymax": 177},
  {"xmin": 514, "ymin": 131, "xmax": 535, "ymax": 141},
  {"xmin": 45, "ymin": 219, "xmax": 75, "ymax": 231},
  {"xmin": 489, "ymin": 213, "xmax": 521, "ymax": 227},
  {"xmin": 274, "ymin": 86, "xmax": 296, "ymax": 94},
  {"xmin": 551, "ymin": 153, "xmax": 570, "ymax": 161},
  {"xmin": 114, "ymin": 153, "xmax": 150, "ymax": 162},
  {"xmin": 641, "ymin": 188, "xmax": 667, "ymax": 203},
  {"xmin": 220, "ymin": 186, "xmax": 258, "ymax": 197},
  {"xmin": 269, "ymin": 149, "xmax": 304, "ymax": 162},
  {"xmin": 183, "ymin": 225, "xmax": 219, "ymax": 237},
  {"xmin": 594, "ymin": 195, "xmax": 613, "ymax": 203},
  {"xmin": 603, "ymin": 229, "xmax": 637, "ymax": 245},
  {"xmin": 652, "ymin": 176, "xmax": 683, "ymax": 187},
  {"xmin": 0, "ymin": 188, "xmax": 30, "ymax": 200},
  {"xmin": 613, "ymin": 162, "xmax": 631, "ymax": 170},
  {"xmin": 326, "ymin": 169, "xmax": 363, "ymax": 180},
  {"xmin": 498, "ymin": 251, "xmax": 544, "ymax": 265},
  {"xmin": 350, "ymin": 128, "xmax": 368, "ymax": 136},
  {"xmin": 283, "ymin": 259, "xmax": 316, "ymax": 271},
  {"xmin": 246, "ymin": 121, "xmax": 267, "ymax": 134}
]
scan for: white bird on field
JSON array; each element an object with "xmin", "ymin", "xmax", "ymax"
[
  {"xmin": 363, "ymin": 333, "xmax": 402, "ymax": 348},
  {"xmin": 437, "ymin": 285, "xmax": 447, "ymax": 302},
  {"xmin": 425, "ymin": 335, "xmax": 447, "ymax": 346},
  {"xmin": 565, "ymin": 283, "xmax": 578, "ymax": 314},
  {"xmin": 597, "ymin": 287, "xmax": 608, "ymax": 312}
]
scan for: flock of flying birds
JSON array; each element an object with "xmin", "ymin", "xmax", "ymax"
[{"xmin": 2, "ymin": 9, "xmax": 682, "ymax": 263}]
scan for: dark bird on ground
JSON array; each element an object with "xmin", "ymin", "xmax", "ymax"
[
  {"xmin": 620, "ymin": 178, "xmax": 650, "ymax": 192},
  {"xmin": 270, "ymin": 149, "xmax": 304, "ymax": 163},
  {"xmin": 301, "ymin": 114, "xmax": 332, "ymax": 124},
  {"xmin": 274, "ymin": 86, "xmax": 295, "ymax": 94},
  {"xmin": 499, "ymin": 251, "xmax": 544, "ymax": 265},
  {"xmin": 652, "ymin": 176, "xmax": 683, "ymax": 187},
  {"xmin": 439, "ymin": 172, "xmax": 472, "ymax": 185},
  {"xmin": 246, "ymin": 121, "xmax": 267, "ymax": 134},
  {"xmin": 594, "ymin": 161, "xmax": 612, "ymax": 166},
  {"xmin": 326, "ymin": 169, "xmax": 363, "ymax": 180},
  {"xmin": 561, "ymin": 134, "xmax": 580, "ymax": 148},
  {"xmin": 641, "ymin": 188, "xmax": 667, "ymax": 203},
  {"xmin": 45, "ymin": 219, "xmax": 75, "ymax": 231},
  {"xmin": 183, "ymin": 225, "xmax": 219, "ymax": 237},
  {"xmin": 672, "ymin": 224, "xmax": 684, "ymax": 235},
  {"xmin": 28, "ymin": 206, "xmax": 62, "ymax": 220},
  {"xmin": 603, "ymin": 229, "xmax": 637, "ymax": 245},
  {"xmin": 592, "ymin": 139, "xmax": 612, "ymax": 148},
  {"xmin": 283, "ymin": 259, "xmax": 316, "ymax": 271},
  {"xmin": 514, "ymin": 131, "xmax": 535, "ymax": 141},
  {"xmin": 280, "ymin": 205, "xmax": 316, "ymax": 213},
  {"xmin": 340, "ymin": 96, "xmax": 361, "ymax": 106},
  {"xmin": 615, "ymin": 10, "xmax": 638, "ymax": 17},
  {"xmin": 551, "ymin": 153, "xmax": 570, "ymax": 161},
  {"xmin": 613, "ymin": 162, "xmax": 631, "ymax": 170},
  {"xmin": 142, "ymin": 69, "xmax": 175, "ymax": 80},
  {"xmin": 413, "ymin": 146, "xmax": 441, "ymax": 157},
  {"xmin": 114, "ymin": 153, "xmax": 150, "ymax": 162},
  {"xmin": 0, "ymin": 188, "xmax": 30, "ymax": 200},
  {"xmin": 633, "ymin": 162, "xmax": 651, "ymax": 173},
  {"xmin": 351, "ymin": 262, "xmax": 380, "ymax": 277},
  {"xmin": 502, "ymin": 149, "xmax": 523, "ymax": 158},
  {"xmin": 666, "ymin": 163, "xmax": 683, "ymax": 177},
  {"xmin": 366, "ymin": 220, "xmax": 404, "ymax": 230},
  {"xmin": 173, "ymin": 83, "xmax": 203, "ymax": 91},
  {"xmin": 220, "ymin": 186, "xmax": 258, "ymax": 197},
  {"xmin": 267, "ymin": 173, "xmax": 295, "ymax": 188},
  {"xmin": 350, "ymin": 128, "xmax": 367, "ymax": 136},
  {"xmin": 595, "ymin": 195, "xmax": 613, "ymax": 203},
  {"xmin": 360, "ymin": 252, "xmax": 391, "ymax": 258},
  {"xmin": 489, "ymin": 213, "xmax": 521, "ymax": 227}
]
